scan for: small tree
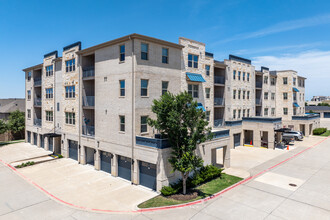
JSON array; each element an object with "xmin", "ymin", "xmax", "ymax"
[
  {"xmin": 7, "ymin": 110, "xmax": 25, "ymax": 138},
  {"xmin": 148, "ymin": 92, "xmax": 213, "ymax": 194},
  {"xmin": 0, "ymin": 119, "xmax": 8, "ymax": 134}
]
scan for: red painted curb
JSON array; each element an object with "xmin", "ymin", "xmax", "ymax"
[{"xmin": 0, "ymin": 136, "xmax": 328, "ymax": 213}]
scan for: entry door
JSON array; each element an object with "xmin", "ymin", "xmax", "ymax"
[
  {"xmin": 68, "ymin": 140, "xmax": 78, "ymax": 161},
  {"xmin": 234, "ymin": 133, "xmax": 241, "ymax": 148},
  {"xmin": 139, "ymin": 161, "xmax": 157, "ymax": 190},
  {"xmin": 40, "ymin": 135, "xmax": 44, "ymax": 148},
  {"xmin": 33, "ymin": 133, "xmax": 38, "ymax": 146},
  {"xmin": 27, "ymin": 131, "xmax": 31, "ymax": 143},
  {"xmin": 118, "ymin": 156, "xmax": 131, "ymax": 181},
  {"xmin": 85, "ymin": 147, "xmax": 95, "ymax": 166},
  {"xmin": 49, "ymin": 137, "xmax": 53, "ymax": 151},
  {"xmin": 100, "ymin": 151, "xmax": 111, "ymax": 174}
]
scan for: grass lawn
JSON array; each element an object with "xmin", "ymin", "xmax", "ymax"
[
  {"xmin": 0, "ymin": 139, "xmax": 24, "ymax": 147},
  {"xmin": 138, "ymin": 173, "xmax": 243, "ymax": 209},
  {"xmin": 320, "ymin": 130, "xmax": 330, "ymax": 137}
]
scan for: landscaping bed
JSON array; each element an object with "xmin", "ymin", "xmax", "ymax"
[
  {"xmin": 138, "ymin": 173, "xmax": 243, "ymax": 208},
  {"xmin": 313, "ymin": 128, "xmax": 330, "ymax": 137}
]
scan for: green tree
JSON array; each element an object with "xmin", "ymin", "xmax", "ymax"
[
  {"xmin": 0, "ymin": 119, "xmax": 8, "ymax": 134},
  {"xmin": 7, "ymin": 110, "xmax": 25, "ymax": 138},
  {"xmin": 148, "ymin": 92, "xmax": 213, "ymax": 194}
]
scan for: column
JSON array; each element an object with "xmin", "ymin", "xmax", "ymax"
[
  {"xmin": 95, "ymin": 149, "xmax": 101, "ymax": 170},
  {"xmin": 37, "ymin": 134, "xmax": 41, "ymax": 148},
  {"xmin": 254, "ymin": 130, "xmax": 261, "ymax": 148},
  {"xmin": 268, "ymin": 130, "xmax": 275, "ymax": 150},
  {"xmin": 80, "ymin": 146, "xmax": 86, "ymax": 164},
  {"xmin": 223, "ymin": 145, "xmax": 231, "ymax": 168},
  {"xmin": 44, "ymin": 136, "xmax": 49, "ymax": 151},
  {"xmin": 132, "ymin": 159, "xmax": 139, "ymax": 185},
  {"xmin": 111, "ymin": 154, "xmax": 118, "ymax": 177}
]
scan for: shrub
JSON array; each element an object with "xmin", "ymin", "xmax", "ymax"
[
  {"xmin": 313, "ymin": 128, "xmax": 327, "ymax": 135},
  {"xmin": 160, "ymin": 186, "xmax": 179, "ymax": 196}
]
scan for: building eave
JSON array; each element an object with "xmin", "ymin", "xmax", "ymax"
[{"xmin": 22, "ymin": 63, "xmax": 43, "ymax": 72}]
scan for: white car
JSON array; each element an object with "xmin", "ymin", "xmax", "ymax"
[{"xmin": 283, "ymin": 131, "xmax": 304, "ymax": 141}]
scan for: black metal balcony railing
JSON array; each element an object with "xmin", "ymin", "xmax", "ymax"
[
  {"xmin": 214, "ymin": 119, "xmax": 224, "ymax": 127},
  {"xmin": 34, "ymin": 118, "xmax": 42, "ymax": 127},
  {"xmin": 256, "ymin": 99, "xmax": 262, "ymax": 105},
  {"xmin": 83, "ymin": 96, "xmax": 95, "ymax": 107},
  {"xmin": 82, "ymin": 125, "xmax": 95, "ymax": 136},
  {"xmin": 214, "ymin": 76, "xmax": 225, "ymax": 84},
  {"xmin": 136, "ymin": 136, "xmax": 170, "ymax": 149},
  {"xmin": 34, "ymin": 77, "xmax": 42, "ymax": 86},
  {"xmin": 214, "ymin": 98, "xmax": 225, "ymax": 106},
  {"xmin": 83, "ymin": 66, "xmax": 95, "ymax": 78},
  {"xmin": 256, "ymin": 81, "xmax": 262, "ymax": 88},
  {"xmin": 34, "ymin": 98, "xmax": 42, "ymax": 106}
]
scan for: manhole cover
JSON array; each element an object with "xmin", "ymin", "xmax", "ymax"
[{"xmin": 289, "ymin": 183, "xmax": 297, "ymax": 187}]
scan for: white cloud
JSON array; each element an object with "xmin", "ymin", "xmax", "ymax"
[{"xmin": 253, "ymin": 50, "xmax": 330, "ymax": 99}]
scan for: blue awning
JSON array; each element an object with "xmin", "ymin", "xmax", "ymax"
[
  {"xmin": 186, "ymin": 72, "xmax": 206, "ymax": 82},
  {"xmin": 197, "ymin": 103, "xmax": 206, "ymax": 112},
  {"xmin": 293, "ymin": 103, "xmax": 300, "ymax": 107},
  {"xmin": 293, "ymin": 87, "xmax": 299, "ymax": 92}
]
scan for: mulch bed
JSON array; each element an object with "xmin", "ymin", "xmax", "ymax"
[{"xmin": 168, "ymin": 190, "xmax": 199, "ymax": 201}]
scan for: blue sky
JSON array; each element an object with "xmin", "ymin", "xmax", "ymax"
[{"xmin": 1, "ymin": 0, "xmax": 330, "ymax": 99}]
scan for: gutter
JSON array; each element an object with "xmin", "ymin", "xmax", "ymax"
[{"xmin": 130, "ymin": 36, "xmax": 136, "ymax": 184}]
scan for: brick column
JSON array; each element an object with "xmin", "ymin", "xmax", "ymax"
[
  {"xmin": 223, "ymin": 145, "xmax": 231, "ymax": 168},
  {"xmin": 111, "ymin": 154, "xmax": 118, "ymax": 177},
  {"xmin": 44, "ymin": 137, "xmax": 49, "ymax": 151},
  {"xmin": 80, "ymin": 146, "xmax": 86, "ymax": 164},
  {"xmin": 95, "ymin": 149, "xmax": 101, "ymax": 170},
  {"xmin": 132, "ymin": 159, "xmax": 139, "ymax": 185}
]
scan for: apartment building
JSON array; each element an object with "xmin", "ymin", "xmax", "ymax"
[{"xmin": 23, "ymin": 33, "xmax": 320, "ymax": 191}]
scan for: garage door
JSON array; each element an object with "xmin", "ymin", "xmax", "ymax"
[
  {"xmin": 40, "ymin": 135, "xmax": 44, "ymax": 148},
  {"xmin": 139, "ymin": 161, "xmax": 157, "ymax": 190},
  {"xmin": 68, "ymin": 140, "xmax": 78, "ymax": 161},
  {"xmin": 49, "ymin": 137, "xmax": 54, "ymax": 152},
  {"xmin": 100, "ymin": 151, "xmax": 111, "ymax": 174},
  {"xmin": 118, "ymin": 156, "xmax": 131, "ymax": 181},
  {"xmin": 234, "ymin": 133, "xmax": 241, "ymax": 148},
  {"xmin": 324, "ymin": 112, "xmax": 330, "ymax": 118}
]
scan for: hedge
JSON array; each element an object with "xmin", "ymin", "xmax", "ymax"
[{"xmin": 313, "ymin": 128, "xmax": 327, "ymax": 135}]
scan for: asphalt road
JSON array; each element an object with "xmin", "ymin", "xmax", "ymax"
[{"xmin": 1, "ymin": 137, "xmax": 330, "ymax": 220}]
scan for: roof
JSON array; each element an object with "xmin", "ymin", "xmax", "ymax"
[
  {"xmin": 228, "ymin": 55, "xmax": 251, "ymax": 65},
  {"xmin": 305, "ymin": 106, "xmax": 330, "ymax": 111},
  {"xmin": 0, "ymin": 99, "xmax": 25, "ymax": 114},
  {"xmin": 22, "ymin": 63, "xmax": 43, "ymax": 72},
  {"xmin": 78, "ymin": 33, "xmax": 184, "ymax": 55}
]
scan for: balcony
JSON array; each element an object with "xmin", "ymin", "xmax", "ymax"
[
  {"xmin": 34, "ymin": 77, "xmax": 42, "ymax": 87},
  {"xmin": 82, "ymin": 66, "xmax": 95, "ymax": 78},
  {"xmin": 34, "ymin": 118, "xmax": 42, "ymax": 127},
  {"xmin": 34, "ymin": 98, "xmax": 42, "ymax": 106},
  {"xmin": 256, "ymin": 81, "xmax": 262, "ymax": 88},
  {"xmin": 214, "ymin": 98, "xmax": 225, "ymax": 106},
  {"xmin": 256, "ymin": 99, "xmax": 262, "ymax": 105},
  {"xmin": 214, "ymin": 76, "xmax": 225, "ymax": 84},
  {"xmin": 214, "ymin": 119, "xmax": 224, "ymax": 127},
  {"xmin": 83, "ymin": 96, "xmax": 95, "ymax": 107},
  {"xmin": 136, "ymin": 136, "xmax": 170, "ymax": 149},
  {"xmin": 82, "ymin": 125, "xmax": 95, "ymax": 137}
]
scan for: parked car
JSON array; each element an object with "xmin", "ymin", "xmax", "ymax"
[
  {"xmin": 283, "ymin": 131, "xmax": 304, "ymax": 141},
  {"xmin": 282, "ymin": 135, "xmax": 295, "ymax": 145}
]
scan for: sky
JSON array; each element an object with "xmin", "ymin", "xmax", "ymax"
[{"xmin": 1, "ymin": 0, "xmax": 330, "ymax": 100}]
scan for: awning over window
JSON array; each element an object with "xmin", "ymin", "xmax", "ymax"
[
  {"xmin": 186, "ymin": 72, "xmax": 206, "ymax": 82},
  {"xmin": 293, "ymin": 87, "xmax": 299, "ymax": 92},
  {"xmin": 197, "ymin": 103, "xmax": 206, "ymax": 112},
  {"xmin": 293, "ymin": 103, "xmax": 300, "ymax": 107}
]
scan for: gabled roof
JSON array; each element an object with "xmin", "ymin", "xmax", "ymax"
[{"xmin": 0, "ymin": 99, "xmax": 25, "ymax": 114}]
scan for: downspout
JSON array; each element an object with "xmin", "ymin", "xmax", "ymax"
[
  {"xmin": 78, "ymin": 54, "xmax": 82, "ymax": 164},
  {"xmin": 130, "ymin": 36, "xmax": 136, "ymax": 184},
  {"xmin": 53, "ymin": 60, "xmax": 56, "ymax": 153}
]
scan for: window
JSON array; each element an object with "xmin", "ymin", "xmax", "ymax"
[
  {"xmin": 46, "ymin": 65, "xmax": 53, "ymax": 76},
  {"xmin": 283, "ymin": 77, "xmax": 288, "ymax": 85},
  {"xmin": 120, "ymin": 45, "xmax": 125, "ymax": 61},
  {"xmin": 141, "ymin": 116, "xmax": 148, "ymax": 133},
  {"xmin": 46, "ymin": 111, "xmax": 53, "ymax": 122},
  {"xmin": 233, "ymin": 110, "xmax": 236, "ymax": 119},
  {"xmin": 264, "ymin": 76, "xmax": 268, "ymax": 84},
  {"xmin": 120, "ymin": 80, "xmax": 125, "ymax": 96},
  {"xmin": 264, "ymin": 92, "xmax": 268, "ymax": 100},
  {"xmin": 247, "ymin": 91, "xmax": 250, "ymax": 99},
  {"xmin": 283, "ymin": 92, "xmax": 288, "ymax": 100},
  {"xmin": 162, "ymin": 48, "xmax": 168, "ymax": 64},
  {"xmin": 65, "ymin": 59, "xmax": 75, "ymax": 72},
  {"xmin": 27, "ymin": 72, "xmax": 31, "ymax": 81},
  {"xmin": 65, "ymin": 112, "xmax": 75, "ymax": 125},
  {"xmin": 65, "ymin": 86, "xmax": 75, "ymax": 98},
  {"xmin": 264, "ymin": 108, "xmax": 268, "ymax": 116},
  {"xmin": 57, "ymin": 103, "xmax": 60, "ymax": 111},
  {"xmin": 238, "ymin": 71, "xmax": 241, "ymax": 80},
  {"xmin": 238, "ymin": 109, "xmax": 241, "ymax": 118},
  {"xmin": 283, "ymin": 108, "xmax": 288, "ymax": 115},
  {"xmin": 271, "ymin": 93, "xmax": 275, "ymax": 100},
  {"xmin": 27, "ymin": 90, "xmax": 31, "ymax": 100},
  {"xmin": 238, "ymin": 90, "xmax": 241, "ymax": 99},
  {"xmin": 271, "ymin": 77, "xmax": 276, "ymax": 85},
  {"xmin": 243, "ymin": 109, "xmax": 246, "ymax": 117},
  {"xmin": 233, "ymin": 70, "xmax": 236, "ymax": 79},
  {"xmin": 293, "ymin": 77, "xmax": 296, "ymax": 86},
  {"xmin": 205, "ymin": 65, "xmax": 210, "ymax": 76},
  {"xmin": 141, "ymin": 43, "xmax": 148, "ymax": 60},
  {"xmin": 119, "ymin": 116, "xmax": 125, "ymax": 132},
  {"xmin": 205, "ymin": 88, "xmax": 210, "ymax": 99},
  {"xmin": 247, "ymin": 72, "xmax": 250, "ymax": 81},
  {"xmin": 206, "ymin": 111, "xmax": 210, "ymax": 121},
  {"xmin": 247, "ymin": 109, "xmax": 250, "ymax": 117},
  {"xmin": 46, "ymin": 88, "xmax": 53, "ymax": 99},
  {"xmin": 271, "ymin": 108, "xmax": 275, "ymax": 116},
  {"xmin": 243, "ymin": 91, "xmax": 246, "ymax": 99},
  {"xmin": 27, "ymin": 109, "xmax": 31, "ymax": 119},
  {"xmin": 162, "ymin": 81, "xmax": 169, "ymax": 95},
  {"xmin": 188, "ymin": 54, "xmax": 198, "ymax": 68},
  {"xmin": 243, "ymin": 72, "xmax": 245, "ymax": 81},
  {"xmin": 141, "ymin": 79, "xmax": 148, "ymax": 96},
  {"xmin": 188, "ymin": 84, "xmax": 199, "ymax": 98},
  {"xmin": 233, "ymin": 90, "xmax": 236, "ymax": 99},
  {"xmin": 293, "ymin": 108, "xmax": 297, "ymax": 115}
]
